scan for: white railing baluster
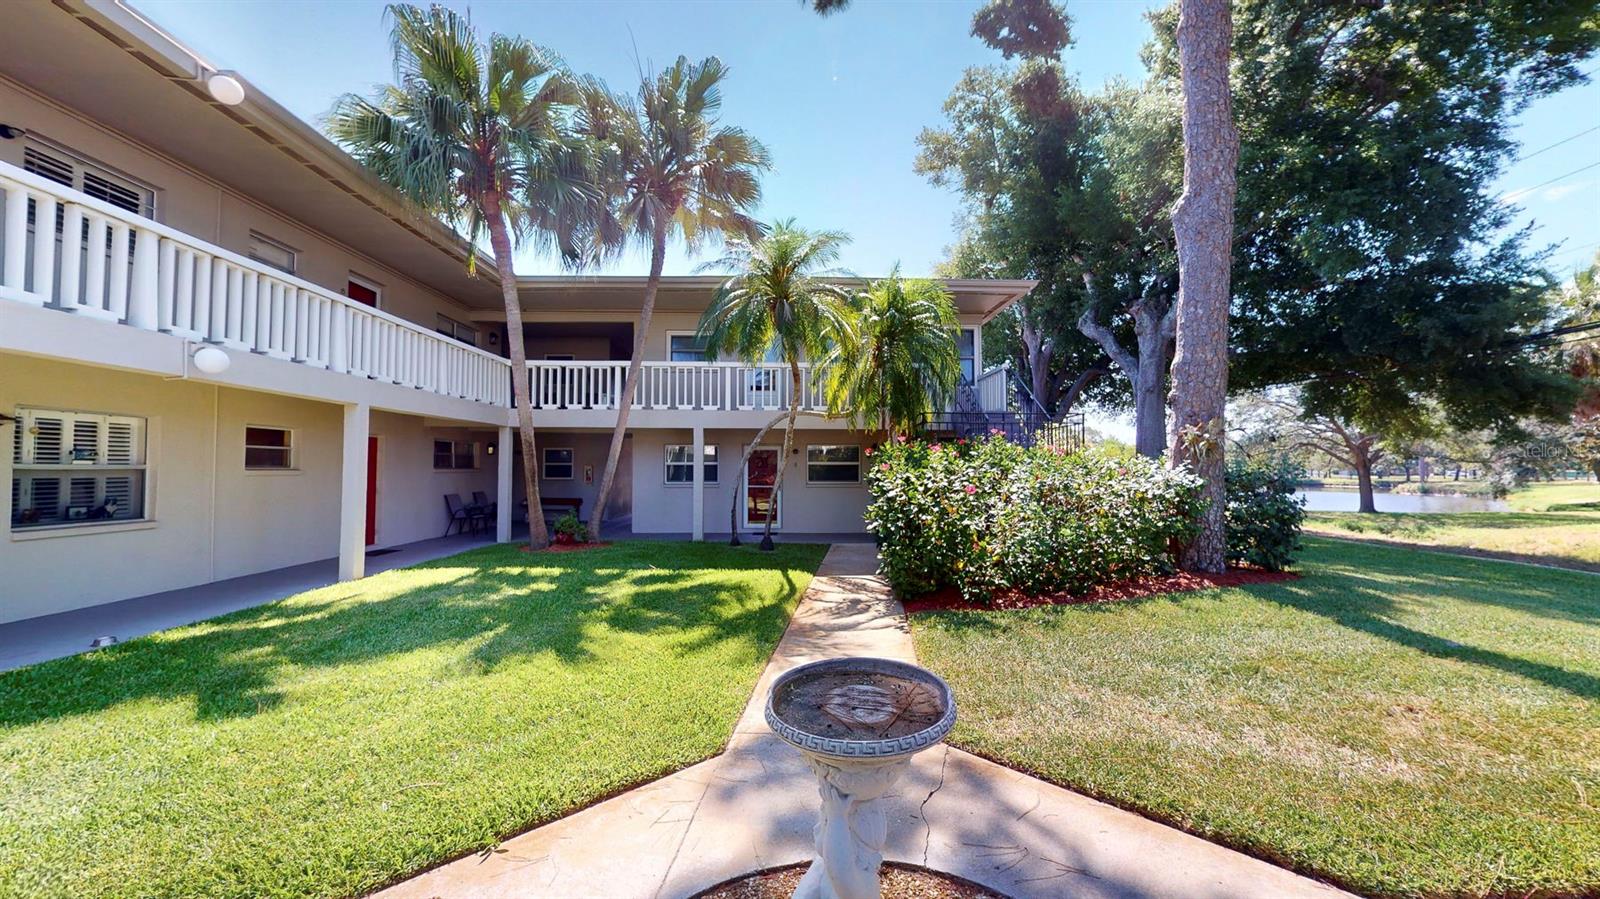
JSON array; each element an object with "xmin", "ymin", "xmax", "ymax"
[
  {"xmin": 1, "ymin": 185, "xmax": 26, "ymax": 300},
  {"xmin": 29, "ymin": 194, "xmax": 56, "ymax": 304},
  {"xmin": 128, "ymin": 227, "xmax": 158, "ymax": 329},
  {"xmin": 156, "ymin": 237, "xmax": 174, "ymax": 329}
]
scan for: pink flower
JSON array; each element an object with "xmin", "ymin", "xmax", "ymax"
[
  {"xmin": 930, "ymin": 443, "xmax": 943, "ymax": 453},
  {"xmin": 964, "ymin": 484, "xmax": 977, "ymax": 495},
  {"xmin": 990, "ymin": 427, "xmax": 1003, "ymax": 435},
  {"xmin": 864, "ymin": 446, "xmax": 874, "ymax": 457},
  {"xmin": 879, "ymin": 463, "xmax": 891, "ymax": 472},
  {"xmin": 896, "ymin": 434, "xmax": 908, "ymax": 443}
]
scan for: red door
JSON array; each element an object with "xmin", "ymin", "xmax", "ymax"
[
  {"xmin": 347, "ymin": 279, "xmax": 379, "ymax": 307},
  {"xmin": 365, "ymin": 436, "xmax": 378, "ymax": 545}
]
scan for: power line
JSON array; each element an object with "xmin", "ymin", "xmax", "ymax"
[
  {"xmin": 1517, "ymin": 125, "xmax": 1600, "ymax": 162},
  {"xmin": 1501, "ymin": 161, "xmax": 1600, "ymax": 201}
]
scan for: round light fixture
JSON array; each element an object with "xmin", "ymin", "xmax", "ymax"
[
  {"xmin": 192, "ymin": 346, "xmax": 231, "ymax": 375},
  {"xmin": 206, "ymin": 73, "xmax": 246, "ymax": 106}
]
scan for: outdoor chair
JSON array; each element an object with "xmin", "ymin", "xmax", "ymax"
[
  {"xmin": 471, "ymin": 490, "xmax": 497, "ymax": 519},
  {"xmin": 443, "ymin": 493, "xmax": 488, "ymax": 536}
]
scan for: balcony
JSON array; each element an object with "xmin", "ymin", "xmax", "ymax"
[
  {"xmin": 524, "ymin": 358, "xmax": 1017, "ymax": 427},
  {"xmin": 0, "ymin": 160, "xmax": 510, "ymax": 409}
]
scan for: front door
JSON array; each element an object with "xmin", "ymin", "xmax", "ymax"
[
  {"xmin": 743, "ymin": 447, "xmax": 781, "ymax": 530},
  {"xmin": 365, "ymin": 436, "xmax": 378, "ymax": 546}
]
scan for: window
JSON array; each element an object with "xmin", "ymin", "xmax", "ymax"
[
  {"xmin": 665, "ymin": 444, "xmax": 718, "ymax": 484},
  {"xmin": 346, "ymin": 275, "xmax": 381, "ymax": 308},
  {"xmin": 244, "ymin": 426, "xmax": 293, "ymax": 470},
  {"xmin": 669, "ymin": 333, "xmax": 710, "ymax": 362},
  {"xmin": 11, "ymin": 408, "xmax": 147, "ymax": 529},
  {"xmin": 433, "ymin": 440, "xmax": 477, "ymax": 470},
  {"xmin": 22, "ymin": 141, "xmax": 154, "ymax": 217},
  {"xmin": 436, "ymin": 314, "xmax": 479, "ymax": 347},
  {"xmin": 806, "ymin": 445, "xmax": 861, "ymax": 484},
  {"xmin": 957, "ymin": 329, "xmax": 977, "ymax": 384},
  {"xmin": 542, "ymin": 447, "xmax": 574, "ymax": 480},
  {"xmin": 247, "ymin": 231, "xmax": 297, "ymax": 274}
]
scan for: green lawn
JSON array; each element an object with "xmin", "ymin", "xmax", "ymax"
[
  {"xmin": 912, "ymin": 538, "xmax": 1600, "ymax": 898},
  {"xmin": 0, "ymin": 540, "xmax": 826, "ymax": 899},
  {"xmin": 1508, "ymin": 481, "xmax": 1600, "ymax": 512},
  {"xmin": 1304, "ymin": 482, "xmax": 1600, "ymax": 570}
]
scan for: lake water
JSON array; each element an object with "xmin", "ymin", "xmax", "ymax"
[{"xmin": 1297, "ymin": 489, "xmax": 1508, "ymax": 514}]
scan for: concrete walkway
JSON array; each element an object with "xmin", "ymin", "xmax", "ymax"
[
  {"xmin": 377, "ymin": 544, "xmax": 1353, "ymax": 899},
  {"xmin": 0, "ymin": 530, "xmax": 508, "ymax": 672}
]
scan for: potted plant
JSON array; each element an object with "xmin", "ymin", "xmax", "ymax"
[{"xmin": 552, "ymin": 511, "xmax": 589, "ymax": 546}]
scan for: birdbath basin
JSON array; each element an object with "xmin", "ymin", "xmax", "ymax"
[{"xmin": 765, "ymin": 657, "xmax": 956, "ymax": 899}]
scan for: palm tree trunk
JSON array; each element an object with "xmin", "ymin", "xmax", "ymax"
[
  {"xmin": 1165, "ymin": 0, "xmax": 1238, "ymax": 572},
  {"xmin": 484, "ymin": 193, "xmax": 548, "ymax": 547},
  {"xmin": 761, "ymin": 360, "xmax": 803, "ymax": 551},
  {"xmin": 590, "ymin": 218, "xmax": 669, "ymax": 541}
]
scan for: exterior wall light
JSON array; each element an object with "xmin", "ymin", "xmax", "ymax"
[
  {"xmin": 206, "ymin": 73, "xmax": 246, "ymax": 106},
  {"xmin": 192, "ymin": 346, "xmax": 231, "ymax": 374}
]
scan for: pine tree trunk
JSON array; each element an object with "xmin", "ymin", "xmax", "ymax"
[
  {"xmin": 483, "ymin": 194, "xmax": 548, "ymax": 548},
  {"xmin": 590, "ymin": 218, "xmax": 669, "ymax": 541},
  {"xmin": 1166, "ymin": 0, "xmax": 1238, "ymax": 573}
]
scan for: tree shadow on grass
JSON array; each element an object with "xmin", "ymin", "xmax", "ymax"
[{"xmin": 0, "ymin": 542, "xmax": 820, "ymax": 728}]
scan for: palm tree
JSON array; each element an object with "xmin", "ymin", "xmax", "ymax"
[
  {"xmin": 579, "ymin": 57, "xmax": 770, "ymax": 542},
  {"xmin": 697, "ymin": 220, "xmax": 855, "ymax": 550},
  {"xmin": 327, "ymin": 4, "xmax": 595, "ymax": 548},
  {"xmin": 828, "ymin": 268, "xmax": 960, "ymax": 439}
]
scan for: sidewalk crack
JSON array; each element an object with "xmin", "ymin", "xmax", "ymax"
[{"xmin": 919, "ymin": 747, "xmax": 949, "ymax": 868}]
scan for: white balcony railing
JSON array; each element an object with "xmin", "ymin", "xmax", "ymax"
[
  {"xmin": 527, "ymin": 360, "xmax": 833, "ymax": 413},
  {"xmin": 0, "ymin": 160, "xmax": 510, "ymax": 407}
]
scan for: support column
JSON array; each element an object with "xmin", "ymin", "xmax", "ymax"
[
  {"xmin": 692, "ymin": 425, "xmax": 705, "ymax": 542},
  {"xmin": 497, "ymin": 425, "xmax": 514, "ymax": 543},
  {"xmin": 338, "ymin": 403, "xmax": 369, "ymax": 582}
]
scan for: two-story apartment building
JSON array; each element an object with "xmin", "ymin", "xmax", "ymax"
[{"xmin": 0, "ymin": 0, "xmax": 1032, "ymax": 627}]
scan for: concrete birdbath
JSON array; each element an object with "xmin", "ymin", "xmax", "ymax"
[{"xmin": 765, "ymin": 657, "xmax": 957, "ymax": 899}]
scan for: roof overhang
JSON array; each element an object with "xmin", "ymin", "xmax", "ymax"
[
  {"xmin": 512, "ymin": 275, "xmax": 1037, "ymax": 322},
  {"xmin": 0, "ymin": 0, "xmax": 501, "ymax": 306}
]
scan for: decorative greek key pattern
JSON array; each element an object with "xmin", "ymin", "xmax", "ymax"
[{"xmin": 764, "ymin": 657, "xmax": 957, "ymax": 761}]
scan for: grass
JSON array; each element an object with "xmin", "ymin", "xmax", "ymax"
[
  {"xmin": 1508, "ymin": 481, "xmax": 1600, "ymax": 512},
  {"xmin": 0, "ymin": 540, "xmax": 827, "ymax": 899},
  {"xmin": 1304, "ymin": 482, "xmax": 1600, "ymax": 571},
  {"xmin": 912, "ymin": 538, "xmax": 1600, "ymax": 898}
]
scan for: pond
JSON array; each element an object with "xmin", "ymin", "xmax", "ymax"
[{"xmin": 1297, "ymin": 489, "xmax": 1508, "ymax": 514}]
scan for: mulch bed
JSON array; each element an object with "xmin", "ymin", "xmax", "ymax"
[
  {"xmin": 902, "ymin": 567, "xmax": 1300, "ymax": 613},
  {"xmin": 697, "ymin": 863, "xmax": 1001, "ymax": 899},
  {"xmin": 519, "ymin": 541, "xmax": 614, "ymax": 554}
]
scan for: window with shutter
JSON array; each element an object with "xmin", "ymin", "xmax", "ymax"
[
  {"xmin": 12, "ymin": 407, "xmax": 148, "ymax": 529},
  {"xmin": 21, "ymin": 141, "xmax": 153, "ymax": 218}
]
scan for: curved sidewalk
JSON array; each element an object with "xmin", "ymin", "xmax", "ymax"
[{"xmin": 376, "ymin": 543, "xmax": 1352, "ymax": 899}]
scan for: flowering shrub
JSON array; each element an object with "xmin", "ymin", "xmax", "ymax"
[
  {"xmin": 864, "ymin": 435, "xmax": 1204, "ymax": 603},
  {"xmin": 1224, "ymin": 457, "xmax": 1305, "ymax": 571}
]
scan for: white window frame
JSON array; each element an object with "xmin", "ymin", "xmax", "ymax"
[
  {"xmin": 432, "ymin": 439, "xmax": 478, "ymax": 471},
  {"xmin": 806, "ymin": 444, "xmax": 862, "ymax": 485},
  {"xmin": 957, "ymin": 328, "xmax": 978, "ymax": 385},
  {"xmin": 243, "ymin": 425, "xmax": 295, "ymax": 471},
  {"xmin": 11, "ymin": 406, "xmax": 151, "ymax": 532},
  {"xmin": 542, "ymin": 447, "xmax": 574, "ymax": 481},
  {"xmin": 247, "ymin": 230, "xmax": 298, "ymax": 275},
  {"xmin": 346, "ymin": 273, "xmax": 383, "ymax": 309},
  {"xmin": 665, "ymin": 444, "xmax": 719, "ymax": 485}
]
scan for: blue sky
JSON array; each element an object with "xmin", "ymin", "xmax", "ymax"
[{"xmin": 139, "ymin": 0, "xmax": 1596, "ymax": 282}]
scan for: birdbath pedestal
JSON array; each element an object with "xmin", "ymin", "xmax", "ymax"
[{"xmin": 765, "ymin": 656, "xmax": 957, "ymax": 899}]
